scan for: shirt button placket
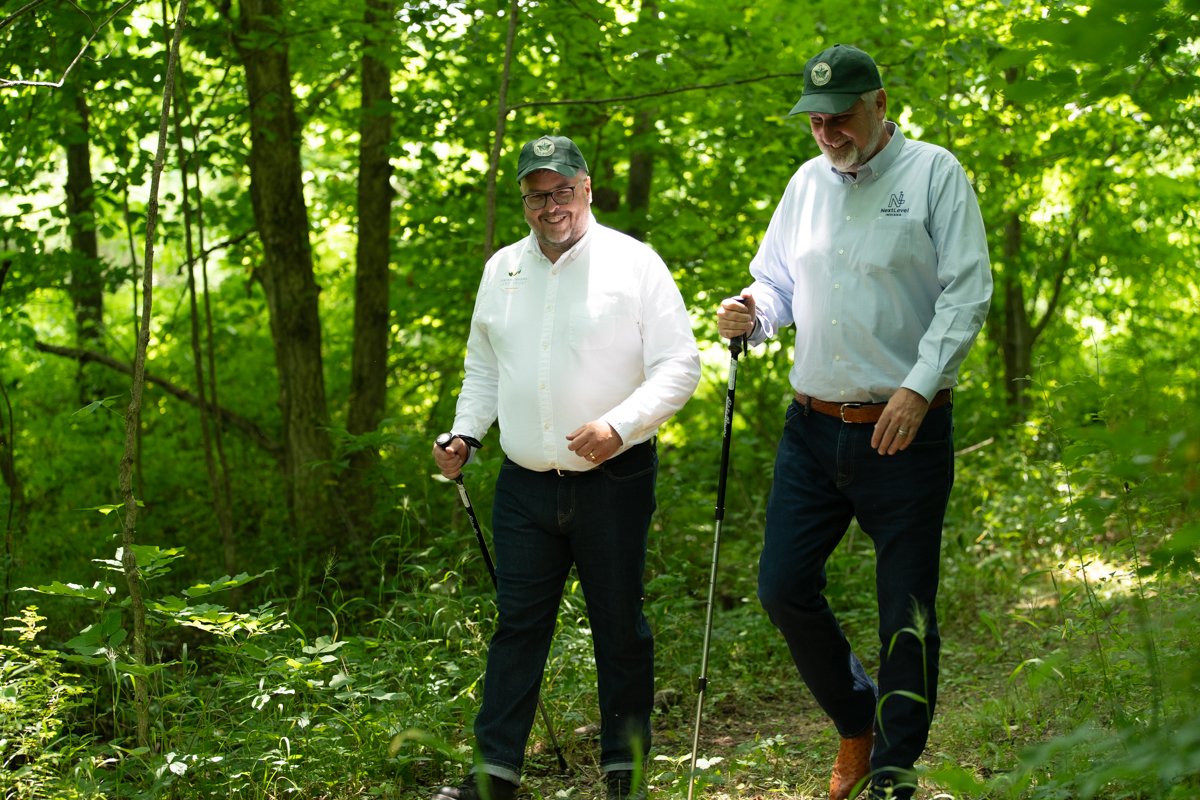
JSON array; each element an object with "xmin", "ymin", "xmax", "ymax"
[{"xmin": 540, "ymin": 269, "xmax": 558, "ymax": 462}]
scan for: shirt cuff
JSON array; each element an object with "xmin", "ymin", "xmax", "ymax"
[
  {"xmin": 746, "ymin": 315, "xmax": 768, "ymax": 347},
  {"xmin": 901, "ymin": 364, "xmax": 943, "ymax": 403},
  {"xmin": 449, "ymin": 428, "xmax": 484, "ymax": 464},
  {"xmin": 602, "ymin": 417, "xmax": 636, "ymax": 450}
]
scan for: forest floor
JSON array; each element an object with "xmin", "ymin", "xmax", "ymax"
[{"xmin": 437, "ymin": 645, "xmax": 1016, "ymax": 800}]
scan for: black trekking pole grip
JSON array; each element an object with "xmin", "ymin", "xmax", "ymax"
[
  {"xmin": 728, "ymin": 294, "xmax": 752, "ymax": 358},
  {"xmin": 435, "ymin": 432, "xmax": 482, "ymax": 479}
]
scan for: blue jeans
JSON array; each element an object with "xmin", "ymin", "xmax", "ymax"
[
  {"xmin": 472, "ymin": 442, "xmax": 658, "ymax": 785},
  {"xmin": 757, "ymin": 400, "xmax": 954, "ymax": 799}
]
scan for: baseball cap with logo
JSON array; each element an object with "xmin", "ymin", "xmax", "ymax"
[
  {"xmin": 788, "ymin": 44, "xmax": 883, "ymax": 116},
  {"xmin": 516, "ymin": 135, "xmax": 589, "ymax": 182}
]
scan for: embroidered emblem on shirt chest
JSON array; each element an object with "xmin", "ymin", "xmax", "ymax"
[
  {"xmin": 500, "ymin": 266, "xmax": 527, "ymax": 293},
  {"xmin": 880, "ymin": 190, "xmax": 910, "ymax": 217}
]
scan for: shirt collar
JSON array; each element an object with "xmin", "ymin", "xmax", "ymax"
[{"xmin": 830, "ymin": 121, "xmax": 903, "ymax": 184}]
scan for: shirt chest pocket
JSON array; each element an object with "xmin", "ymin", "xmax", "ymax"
[
  {"xmin": 861, "ymin": 218, "xmax": 919, "ymax": 274},
  {"xmin": 569, "ymin": 299, "xmax": 619, "ymax": 351}
]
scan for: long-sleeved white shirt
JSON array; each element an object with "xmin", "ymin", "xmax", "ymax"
[
  {"xmin": 453, "ymin": 216, "xmax": 700, "ymax": 472},
  {"xmin": 747, "ymin": 123, "xmax": 992, "ymax": 403}
]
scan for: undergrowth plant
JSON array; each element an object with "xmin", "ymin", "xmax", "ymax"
[
  {"xmin": 0, "ymin": 607, "xmax": 102, "ymax": 800},
  {"xmin": 927, "ymin": 368, "xmax": 1200, "ymax": 799}
]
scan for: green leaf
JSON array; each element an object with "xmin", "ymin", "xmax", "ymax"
[
  {"xmin": 72, "ymin": 395, "xmax": 125, "ymax": 417},
  {"xmin": 63, "ymin": 611, "xmax": 124, "ymax": 658},
  {"xmin": 20, "ymin": 581, "xmax": 115, "ymax": 601},
  {"xmin": 989, "ymin": 48, "xmax": 1036, "ymax": 70},
  {"xmin": 95, "ymin": 545, "xmax": 185, "ymax": 578},
  {"xmin": 302, "ymin": 636, "xmax": 347, "ymax": 655},
  {"xmin": 114, "ymin": 660, "xmax": 171, "ymax": 678},
  {"xmin": 1002, "ymin": 79, "xmax": 1058, "ymax": 104},
  {"xmin": 83, "ymin": 504, "xmax": 123, "ymax": 517},
  {"xmin": 60, "ymin": 653, "xmax": 113, "ymax": 667},
  {"xmin": 388, "ymin": 728, "xmax": 466, "ymax": 761},
  {"xmin": 239, "ymin": 642, "xmax": 274, "ymax": 661},
  {"xmin": 183, "ymin": 570, "xmax": 272, "ymax": 598}
]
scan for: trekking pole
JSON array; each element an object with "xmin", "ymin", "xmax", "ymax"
[
  {"xmin": 435, "ymin": 433, "xmax": 571, "ymax": 775},
  {"xmin": 686, "ymin": 309, "xmax": 748, "ymax": 800}
]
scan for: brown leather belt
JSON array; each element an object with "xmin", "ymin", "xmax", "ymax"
[{"xmin": 794, "ymin": 388, "xmax": 952, "ymax": 424}]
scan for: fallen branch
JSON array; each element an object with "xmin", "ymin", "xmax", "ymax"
[{"xmin": 34, "ymin": 340, "xmax": 281, "ymax": 456}]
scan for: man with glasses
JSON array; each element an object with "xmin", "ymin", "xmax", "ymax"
[
  {"xmin": 433, "ymin": 135, "xmax": 700, "ymax": 800},
  {"xmin": 717, "ymin": 45, "xmax": 992, "ymax": 800}
]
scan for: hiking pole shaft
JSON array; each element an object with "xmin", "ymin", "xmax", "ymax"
[
  {"xmin": 687, "ymin": 331, "xmax": 745, "ymax": 800},
  {"xmin": 436, "ymin": 434, "xmax": 570, "ymax": 774}
]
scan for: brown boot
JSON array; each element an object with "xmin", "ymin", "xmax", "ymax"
[{"xmin": 829, "ymin": 728, "xmax": 874, "ymax": 800}]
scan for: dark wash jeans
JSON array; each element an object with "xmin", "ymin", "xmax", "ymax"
[
  {"xmin": 472, "ymin": 441, "xmax": 658, "ymax": 785},
  {"xmin": 757, "ymin": 400, "xmax": 954, "ymax": 799}
]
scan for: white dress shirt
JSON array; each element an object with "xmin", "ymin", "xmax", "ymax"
[
  {"xmin": 747, "ymin": 123, "xmax": 992, "ymax": 403},
  {"xmin": 453, "ymin": 215, "xmax": 700, "ymax": 472}
]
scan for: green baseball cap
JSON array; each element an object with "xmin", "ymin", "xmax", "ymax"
[
  {"xmin": 788, "ymin": 44, "xmax": 883, "ymax": 116},
  {"xmin": 516, "ymin": 135, "xmax": 589, "ymax": 182}
]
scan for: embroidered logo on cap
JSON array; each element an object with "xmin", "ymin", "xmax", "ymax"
[
  {"xmin": 533, "ymin": 138, "xmax": 555, "ymax": 157},
  {"xmin": 811, "ymin": 62, "xmax": 832, "ymax": 86}
]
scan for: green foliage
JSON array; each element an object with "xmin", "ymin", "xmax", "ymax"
[{"xmin": 0, "ymin": 607, "xmax": 102, "ymax": 800}]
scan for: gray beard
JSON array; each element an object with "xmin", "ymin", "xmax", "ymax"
[
  {"xmin": 819, "ymin": 116, "xmax": 885, "ymax": 172},
  {"xmin": 825, "ymin": 144, "xmax": 865, "ymax": 171}
]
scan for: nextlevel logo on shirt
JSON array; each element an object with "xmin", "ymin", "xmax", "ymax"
[{"xmin": 881, "ymin": 191, "xmax": 909, "ymax": 217}]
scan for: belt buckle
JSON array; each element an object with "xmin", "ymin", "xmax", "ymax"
[{"xmin": 839, "ymin": 402, "xmax": 863, "ymax": 422}]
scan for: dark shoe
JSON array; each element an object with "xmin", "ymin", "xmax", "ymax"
[
  {"xmin": 432, "ymin": 774, "xmax": 518, "ymax": 800},
  {"xmin": 866, "ymin": 772, "xmax": 912, "ymax": 800},
  {"xmin": 829, "ymin": 728, "xmax": 873, "ymax": 800},
  {"xmin": 606, "ymin": 769, "xmax": 647, "ymax": 800}
]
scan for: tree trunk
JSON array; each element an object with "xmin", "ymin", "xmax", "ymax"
[
  {"xmin": 483, "ymin": 0, "xmax": 520, "ymax": 258},
  {"xmin": 0, "ymin": 377, "xmax": 27, "ymax": 640},
  {"xmin": 625, "ymin": 109, "xmax": 655, "ymax": 242},
  {"xmin": 623, "ymin": 0, "xmax": 659, "ymax": 242},
  {"xmin": 345, "ymin": 0, "xmax": 394, "ymax": 529},
  {"xmin": 64, "ymin": 88, "xmax": 105, "ymax": 405},
  {"xmin": 999, "ymin": 203, "xmax": 1034, "ymax": 413},
  {"xmin": 233, "ymin": 0, "xmax": 342, "ymax": 549}
]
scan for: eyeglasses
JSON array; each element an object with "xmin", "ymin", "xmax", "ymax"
[{"xmin": 521, "ymin": 180, "xmax": 583, "ymax": 210}]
